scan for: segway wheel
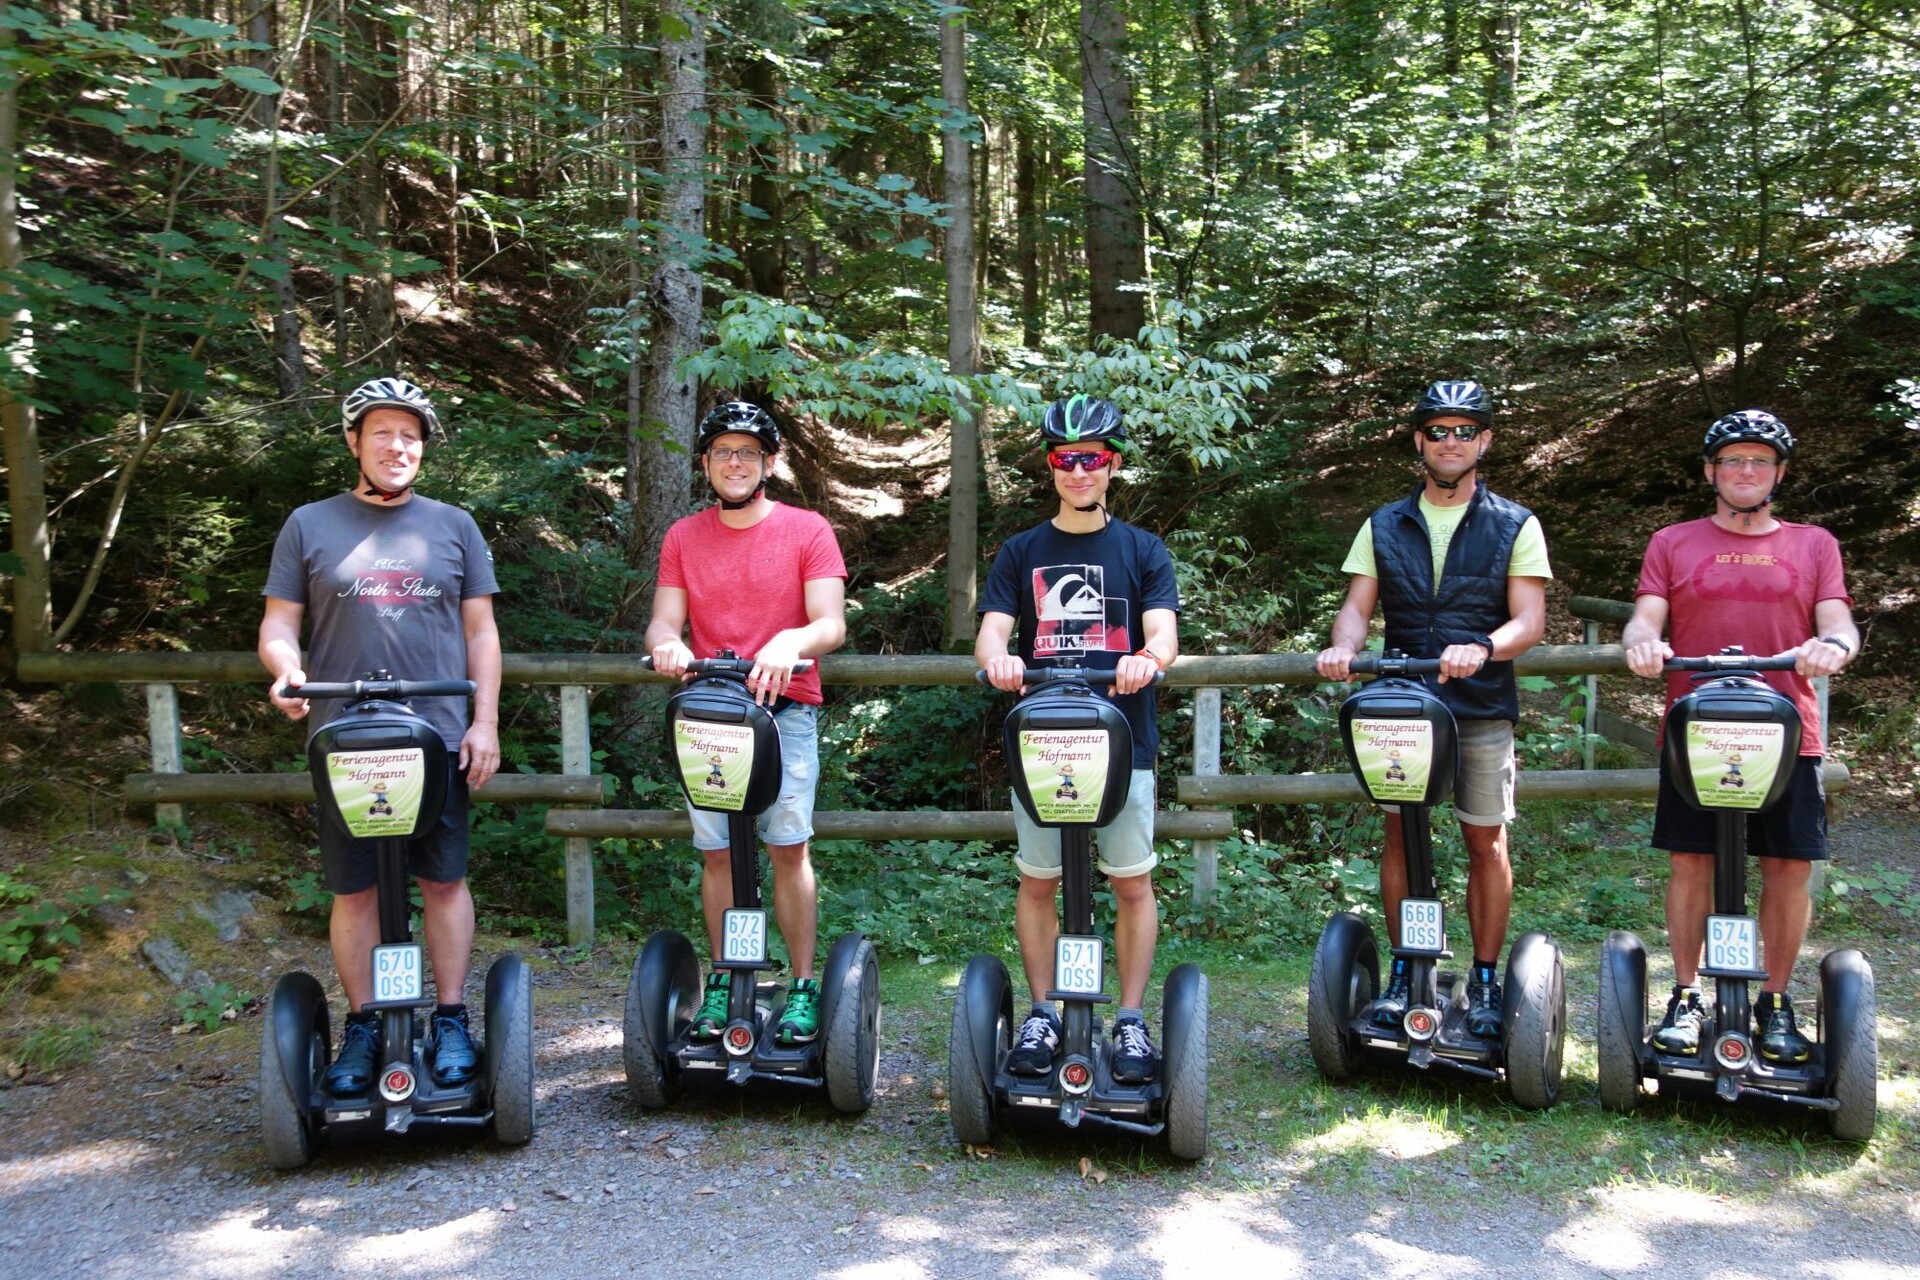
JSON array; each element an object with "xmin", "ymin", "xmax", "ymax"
[
  {"xmin": 948, "ymin": 955, "xmax": 1011, "ymax": 1146},
  {"xmin": 823, "ymin": 937, "xmax": 882, "ymax": 1114},
  {"xmin": 1502, "ymin": 931, "xmax": 1566, "ymax": 1111},
  {"xmin": 1306, "ymin": 913, "xmax": 1378, "ymax": 1080},
  {"xmin": 259, "ymin": 972, "xmax": 328, "ymax": 1170},
  {"xmin": 486, "ymin": 954, "xmax": 536, "ymax": 1145},
  {"xmin": 1595, "ymin": 931, "xmax": 1648, "ymax": 1115},
  {"xmin": 1162, "ymin": 964, "xmax": 1209, "ymax": 1161},
  {"xmin": 624, "ymin": 930, "xmax": 700, "ymax": 1109},
  {"xmin": 1821, "ymin": 949, "xmax": 1878, "ymax": 1143}
]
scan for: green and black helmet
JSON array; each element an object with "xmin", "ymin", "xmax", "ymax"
[{"xmin": 1041, "ymin": 395, "xmax": 1129, "ymax": 452}]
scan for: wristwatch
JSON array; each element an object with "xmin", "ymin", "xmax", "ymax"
[
  {"xmin": 1820, "ymin": 635, "xmax": 1852, "ymax": 657},
  {"xmin": 1470, "ymin": 634, "xmax": 1495, "ymax": 659}
]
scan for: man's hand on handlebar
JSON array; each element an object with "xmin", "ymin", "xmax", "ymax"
[
  {"xmin": 1315, "ymin": 644, "xmax": 1356, "ymax": 682},
  {"xmin": 650, "ymin": 639, "xmax": 696, "ymax": 680},
  {"xmin": 982, "ymin": 653, "xmax": 1027, "ymax": 694},
  {"xmin": 1111, "ymin": 652, "xmax": 1160, "ymax": 696},
  {"xmin": 269, "ymin": 669, "xmax": 310, "ymax": 722},
  {"xmin": 1624, "ymin": 638, "xmax": 1673, "ymax": 679},
  {"xmin": 747, "ymin": 631, "xmax": 807, "ymax": 706},
  {"xmin": 1436, "ymin": 641, "xmax": 1490, "ymax": 683},
  {"xmin": 1790, "ymin": 637, "xmax": 1848, "ymax": 680}
]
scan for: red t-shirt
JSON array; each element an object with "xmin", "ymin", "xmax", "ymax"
[
  {"xmin": 1636, "ymin": 517, "xmax": 1852, "ymax": 756},
  {"xmin": 657, "ymin": 502, "xmax": 848, "ymax": 705}
]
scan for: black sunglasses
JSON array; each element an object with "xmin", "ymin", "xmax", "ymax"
[{"xmin": 1420, "ymin": 423, "xmax": 1485, "ymax": 442}]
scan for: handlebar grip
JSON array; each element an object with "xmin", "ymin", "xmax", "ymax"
[
  {"xmin": 642, "ymin": 655, "xmax": 814, "ymax": 675},
  {"xmin": 974, "ymin": 666, "xmax": 1166, "ymax": 688},
  {"xmin": 1663, "ymin": 654, "xmax": 1799, "ymax": 673},
  {"xmin": 1346, "ymin": 654, "xmax": 1444, "ymax": 677},
  {"xmin": 281, "ymin": 679, "xmax": 476, "ymax": 700}
]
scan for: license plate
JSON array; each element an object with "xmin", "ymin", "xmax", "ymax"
[
  {"xmin": 1706, "ymin": 914, "xmax": 1760, "ymax": 972},
  {"xmin": 1054, "ymin": 936, "xmax": 1104, "ymax": 997},
  {"xmin": 1399, "ymin": 898, "xmax": 1446, "ymax": 954},
  {"xmin": 721, "ymin": 909, "xmax": 768, "ymax": 965},
  {"xmin": 371, "ymin": 943, "xmax": 423, "ymax": 1003}
]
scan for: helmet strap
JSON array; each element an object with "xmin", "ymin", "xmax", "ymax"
[
  {"xmin": 1421, "ymin": 449, "xmax": 1482, "ymax": 493},
  {"xmin": 717, "ymin": 481, "xmax": 765, "ymax": 511},
  {"xmin": 357, "ymin": 468, "xmax": 413, "ymax": 502}
]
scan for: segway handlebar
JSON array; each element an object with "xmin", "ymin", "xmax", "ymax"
[
  {"xmin": 638, "ymin": 655, "xmax": 814, "ymax": 677},
  {"xmin": 1663, "ymin": 652, "xmax": 1799, "ymax": 674},
  {"xmin": 1343, "ymin": 653, "xmax": 1444, "ymax": 678},
  {"xmin": 280, "ymin": 678, "xmax": 477, "ymax": 700},
  {"xmin": 972, "ymin": 666, "xmax": 1167, "ymax": 689}
]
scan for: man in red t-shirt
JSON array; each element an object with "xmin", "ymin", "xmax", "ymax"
[
  {"xmin": 645, "ymin": 402, "xmax": 848, "ymax": 1046},
  {"xmin": 1623, "ymin": 410, "xmax": 1859, "ymax": 1065}
]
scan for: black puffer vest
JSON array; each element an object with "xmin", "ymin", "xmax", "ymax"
[{"xmin": 1371, "ymin": 482, "xmax": 1532, "ymax": 722}]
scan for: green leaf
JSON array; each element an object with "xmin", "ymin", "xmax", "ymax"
[
  {"xmin": 175, "ymin": 136, "xmax": 232, "ymax": 167},
  {"xmin": 0, "ymin": 552, "xmax": 23, "ymax": 574},
  {"xmin": 891, "ymin": 237, "xmax": 933, "ymax": 258},
  {"xmin": 220, "ymin": 65, "xmax": 281, "ymax": 96},
  {"xmin": 162, "ymin": 16, "xmax": 239, "ymax": 39}
]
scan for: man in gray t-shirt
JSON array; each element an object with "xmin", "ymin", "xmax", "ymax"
[{"xmin": 258, "ymin": 377, "xmax": 501, "ymax": 1096}]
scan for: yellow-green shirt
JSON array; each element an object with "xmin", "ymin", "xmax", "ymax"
[{"xmin": 1342, "ymin": 497, "xmax": 1552, "ymax": 593}]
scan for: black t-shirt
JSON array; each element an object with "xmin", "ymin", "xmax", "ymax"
[{"xmin": 979, "ymin": 517, "xmax": 1182, "ymax": 768}]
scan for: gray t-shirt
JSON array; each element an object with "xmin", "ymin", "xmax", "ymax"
[{"xmin": 264, "ymin": 492, "xmax": 499, "ymax": 747}]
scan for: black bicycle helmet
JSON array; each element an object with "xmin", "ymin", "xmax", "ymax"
[
  {"xmin": 1040, "ymin": 395, "xmax": 1129, "ymax": 453},
  {"xmin": 1702, "ymin": 409, "xmax": 1794, "ymax": 463},
  {"xmin": 697, "ymin": 401, "xmax": 781, "ymax": 455},
  {"xmin": 342, "ymin": 376, "xmax": 441, "ymax": 444},
  {"xmin": 1412, "ymin": 379, "xmax": 1493, "ymax": 427}
]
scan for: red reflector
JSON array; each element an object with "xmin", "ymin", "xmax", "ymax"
[
  {"xmin": 728, "ymin": 1027, "xmax": 752, "ymax": 1049},
  {"xmin": 386, "ymin": 1070, "xmax": 410, "ymax": 1091},
  {"xmin": 1063, "ymin": 1063, "xmax": 1090, "ymax": 1087}
]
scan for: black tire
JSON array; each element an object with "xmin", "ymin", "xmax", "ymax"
[
  {"xmin": 487, "ymin": 955, "xmax": 536, "ymax": 1145},
  {"xmin": 1596, "ymin": 931, "xmax": 1648, "ymax": 1115},
  {"xmin": 1503, "ymin": 931, "xmax": 1565, "ymax": 1111},
  {"xmin": 1306, "ymin": 913, "xmax": 1378, "ymax": 1081},
  {"xmin": 824, "ymin": 938, "xmax": 882, "ymax": 1113},
  {"xmin": 259, "ymin": 975, "xmax": 327, "ymax": 1171},
  {"xmin": 1162, "ymin": 965, "xmax": 1209, "ymax": 1161},
  {"xmin": 948, "ymin": 955, "xmax": 1010, "ymax": 1146},
  {"xmin": 1821, "ymin": 949, "xmax": 1878, "ymax": 1143},
  {"xmin": 623, "ymin": 930, "xmax": 699, "ymax": 1110}
]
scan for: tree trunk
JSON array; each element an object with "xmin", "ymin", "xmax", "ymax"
[
  {"xmin": 2, "ymin": 26, "xmax": 52, "ymax": 654},
  {"xmin": 621, "ymin": 0, "xmax": 706, "ymax": 637},
  {"xmin": 252, "ymin": 4, "xmax": 307, "ymax": 400},
  {"xmin": 941, "ymin": 3, "xmax": 979, "ymax": 647},
  {"xmin": 351, "ymin": 0, "xmax": 397, "ymax": 364},
  {"xmin": 1016, "ymin": 120, "xmax": 1040, "ymax": 348},
  {"xmin": 741, "ymin": 51, "xmax": 788, "ymax": 300},
  {"xmin": 1080, "ymin": 0, "xmax": 1146, "ymax": 341}
]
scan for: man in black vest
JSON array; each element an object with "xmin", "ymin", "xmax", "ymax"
[{"xmin": 1316, "ymin": 380, "xmax": 1551, "ymax": 1038}]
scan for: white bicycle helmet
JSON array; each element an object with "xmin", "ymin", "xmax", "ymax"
[{"xmin": 341, "ymin": 377, "xmax": 441, "ymax": 445}]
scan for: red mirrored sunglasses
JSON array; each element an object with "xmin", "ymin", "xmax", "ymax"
[{"xmin": 1047, "ymin": 449, "xmax": 1117, "ymax": 472}]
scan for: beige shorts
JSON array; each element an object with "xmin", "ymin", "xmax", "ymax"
[{"xmin": 1383, "ymin": 718, "xmax": 1515, "ymax": 827}]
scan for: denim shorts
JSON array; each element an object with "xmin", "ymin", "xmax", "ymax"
[
  {"xmin": 1012, "ymin": 769, "xmax": 1159, "ymax": 879},
  {"xmin": 688, "ymin": 702, "xmax": 819, "ymax": 850},
  {"xmin": 1382, "ymin": 718, "xmax": 1516, "ymax": 828}
]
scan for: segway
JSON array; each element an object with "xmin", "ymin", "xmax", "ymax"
[
  {"xmin": 259, "ymin": 673, "xmax": 535, "ymax": 1169},
  {"xmin": 622, "ymin": 653, "xmax": 880, "ymax": 1113},
  {"xmin": 1597, "ymin": 649, "xmax": 1877, "ymax": 1140},
  {"xmin": 948, "ymin": 664, "xmax": 1209, "ymax": 1159},
  {"xmin": 1305, "ymin": 651, "xmax": 1565, "ymax": 1108}
]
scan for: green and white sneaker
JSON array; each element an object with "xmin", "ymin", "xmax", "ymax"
[
  {"xmin": 776, "ymin": 978, "xmax": 821, "ymax": 1045},
  {"xmin": 689, "ymin": 972, "xmax": 730, "ymax": 1041}
]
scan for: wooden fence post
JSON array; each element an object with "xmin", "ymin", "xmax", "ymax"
[
  {"xmin": 560, "ymin": 684, "xmax": 594, "ymax": 947},
  {"xmin": 145, "ymin": 683, "xmax": 185, "ymax": 829},
  {"xmin": 1583, "ymin": 619, "xmax": 1599, "ymax": 772},
  {"xmin": 1191, "ymin": 686, "xmax": 1221, "ymax": 907}
]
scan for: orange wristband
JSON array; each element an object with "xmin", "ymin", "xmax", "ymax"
[{"xmin": 1135, "ymin": 647, "xmax": 1167, "ymax": 671}]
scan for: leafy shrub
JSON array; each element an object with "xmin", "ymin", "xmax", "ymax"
[
  {"xmin": 0, "ymin": 869, "xmax": 129, "ymax": 978},
  {"xmin": 175, "ymin": 981, "xmax": 252, "ymax": 1033}
]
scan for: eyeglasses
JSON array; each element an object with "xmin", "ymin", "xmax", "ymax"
[
  {"xmin": 708, "ymin": 446, "xmax": 766, "ymax": 463},
  {"xmin": 1714, "ymin": 455, "xmax": 1779, "ymax": 472},
  {"xmin": 1419, "ymin": 424, "xmax": 1485, "ymax": 442},
  {"xmin": 1047, "ymin": 449, "xmax": 1116, "ymax": 472}
]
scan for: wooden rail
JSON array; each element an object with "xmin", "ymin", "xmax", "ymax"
[
  {"xmin": 1178, "ymin": 763, "xmax": 1850, "ymax": 806},
  {"xmin": 546, "ymin": 809, "xmax": 1235, "ymax": 841},
  {"xmin": 125, "ymin": 772, "xmax": 609, "ymax": 806}
]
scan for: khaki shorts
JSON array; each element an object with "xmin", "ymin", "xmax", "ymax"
[
  {"xmin": 1383, "ymin": 718, "xmax": 1515, "ymax": 828},
  {"xmin": 1013, "ymin": 769, "xmax": 1159, "ymax": 879}
]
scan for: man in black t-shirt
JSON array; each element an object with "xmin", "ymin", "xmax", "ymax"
[{"xmin": 977, "ymin": 396, "xmax": 1182, "ymax": 1083}]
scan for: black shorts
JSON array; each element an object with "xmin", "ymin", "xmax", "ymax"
[
  {"xmin": 319, "ymin": 759, "xmax": 472, "ymax": 893},
  {"xmin": 1651, "ymin": 755, "xmax": 1827, "ymax": 861}
]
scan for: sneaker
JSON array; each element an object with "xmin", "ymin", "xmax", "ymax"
[
  {"xmin": 1756, "ymin": 992, "xmax": 1812, "ymax": 1065},
  {"xmin": 429, "ymin": 1008, "xmax": 478, "ymax": 1086},
  {"xmin": 325, "ymin": 1015, "xmax": 380, "ymax": 1096},
  {"xmin": 1465, "ymin": 977, "xmax": 1504, "ymax": 1038},
  {"xmin": 1365, "ymin": 966, "xmax": 1411, "ymax": 1029},
  {"xmin": 1008, "ymin": 1008, "xmax": 1062, "ymax": 1076},
  {"xmin": 1111, "ymin": 1016, "xmax": 1160, "ymax": 1083},
  {"xmin": 776, "ymin": 978, "xmax": 821, "ymax": 1045},
  {"xmin": 1652, "ymin": 986, "xmax": 1705, "ymax": 1055},
  {"xmin": 689, "ymin": 972, "xmax": 731, "ymax": 1041}
]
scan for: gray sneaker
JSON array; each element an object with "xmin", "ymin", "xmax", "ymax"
[{"xmin": 1653, "ymin": 986, "xmax": 1704, "ymax": 1055}]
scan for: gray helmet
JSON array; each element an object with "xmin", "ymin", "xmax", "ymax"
[
  {"xmin": 1412, "ymin": 379, "xmax": 1493, "ymax": 427},
  {"xmin": 1041, "ymin": 395, "xmax": 1129, "ymax": 452},
  {"xmin": 1703, "ymin": 409, "xmax": 1794, "ymax": 463},
  {"xmin": 697, "ymin": 401, "xmax": 780, "ymax": 455},
  {"xmin": 342, "ymin": 376, "xmax": 441, "ymax": 444}
]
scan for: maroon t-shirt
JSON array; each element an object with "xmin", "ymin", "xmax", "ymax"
[
  {"xmin": 657, "ymin": 502, "xmax": 847, "ymax": 705},
  {"xmin": 1636, "ymin": 517, "xmax": 1852, "ymax": 756}
]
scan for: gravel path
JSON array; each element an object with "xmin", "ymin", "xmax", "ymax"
[{"xmin": 3, "ymin": 812, "xmax": 1916, "ymax": 1279}]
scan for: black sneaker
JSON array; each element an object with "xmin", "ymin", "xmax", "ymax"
[
  {"xmin": 1007, "ymin": 1008, "xmax": 1061, "ymax": 1076},
  {"xmin": 1111, "ymin": 1016, "xmax": 1159, "ymax": 1083},
  {"xmin": 1756, "ymin": 992, "xmax": 1812, "ymax": 1065},
  {"xmin": 1365, "ymin": 967, "xmax": 1411, "ymax": 1029},
  {"xmin": 429, "ymin": 1008, "xmax": 478, "ymax": 1086},
  {"xmin": 1653, "ymin": 986, "xmax": 1704, "ymax": 1054},
  {"xmin": 325, "ymin": 1014, "xmax": 380, "ymax": 1096},
  {"xmin": 1465, "ymin": 977, "xmax": 1504, "ymax": 1038}
]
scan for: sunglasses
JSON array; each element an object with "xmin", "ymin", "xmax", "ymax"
[
  {"xmin": 1419, "ymin": 423, "xmax": 1486, "ymax": 442},
  {"xmin": 1048, "ymin": 449, "xmax": 1117, "ymax": 472}
]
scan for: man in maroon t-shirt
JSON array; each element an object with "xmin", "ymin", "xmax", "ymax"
[
  {"xmin": 646, "ymin": 402, "xmax": 848, "ymax": 1046},
  {"xmin": 1623, "ymin": 410, "xmax": 1859, "ymax": 1065}
]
